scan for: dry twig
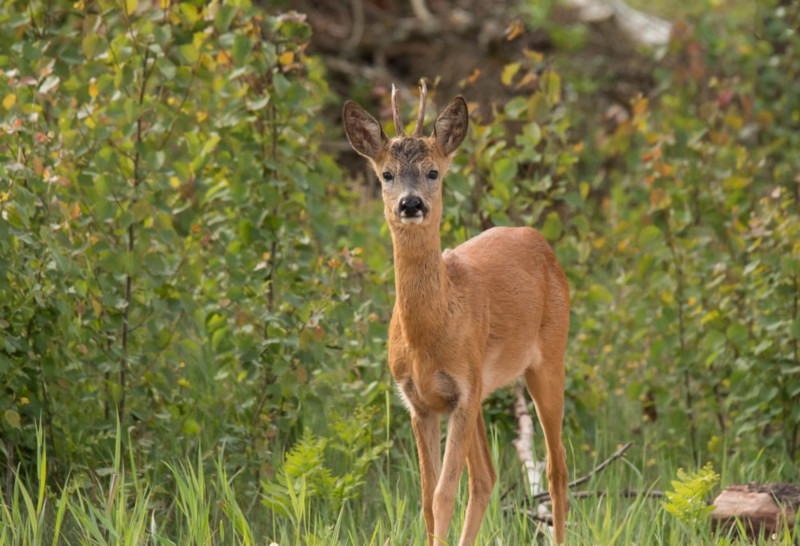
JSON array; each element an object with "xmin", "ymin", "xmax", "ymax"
[
  {"xmin": 529, "ymin": 441, "xmax": 635, "ymax": 502},
  {"xmin": 507, "ymin": 391, "xmax": 635, "ymax": 507}
]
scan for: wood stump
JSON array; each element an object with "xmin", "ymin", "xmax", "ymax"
[{"xmin": 711, "ymin": 483, "xmax": 799, "ymax": 538}]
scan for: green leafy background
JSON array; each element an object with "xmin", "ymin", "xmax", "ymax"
[{"xmin": 1, "ymin": 0, "xmax": 799, "ymax": 542}]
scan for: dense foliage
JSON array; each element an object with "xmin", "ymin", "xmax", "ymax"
[
  {"xmin": 1, "ymin": 0, "xmax": 798, "ymax": 542},
  {"xmin": 0, "ymin": 0, "xmax": 390, "ymax": 491},
  {"xmin": 561, "ymin": 1, "xmax": 800, "ymax": 461}
]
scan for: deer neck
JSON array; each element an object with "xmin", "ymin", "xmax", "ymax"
[{"xmin": 390, "ymin": 224, "xmax": 449, "ymax": 344}]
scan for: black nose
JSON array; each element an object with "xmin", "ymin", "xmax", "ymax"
[{"xmin": 399, "ymin": 196, "xmax": 424, "ymax": 216}]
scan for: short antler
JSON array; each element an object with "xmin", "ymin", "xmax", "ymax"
[
  {"xmin": 391, "ymin": 83, "xmax": 405, "ymax": 136},
  {"xmin": 413, "ymin": 79, "xmax": 427, "ymax": 137},
  {"xmin": 392, "ymin": 81, "xmax": 428, "ymax": 137}
]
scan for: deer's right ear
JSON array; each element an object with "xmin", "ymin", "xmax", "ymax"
[{"xmin": 343, "ymin": 101, "xmax": 388, "ymax": 160}]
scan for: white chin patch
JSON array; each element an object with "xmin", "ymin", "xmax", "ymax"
[{"xmin": 400, "ymin": 215, "xmax": 424, "ymax": 225}]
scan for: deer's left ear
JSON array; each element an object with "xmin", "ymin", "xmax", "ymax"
[
  {"xmin": 433, "ymin": 96, "xmax": 469, "ymax": 156},
  {"xmin": 343, "ymin": 101, "xmax": 388, "ymax": 160}
]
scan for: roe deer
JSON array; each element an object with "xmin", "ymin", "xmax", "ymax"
[{"xmin": 343, "ymin": 81, "xmax": 569, "ymax": 545}]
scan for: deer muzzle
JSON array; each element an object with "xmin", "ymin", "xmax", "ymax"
[{"xmin": 398, "ymin": 195, "xmax": 428, "ymax": 224}]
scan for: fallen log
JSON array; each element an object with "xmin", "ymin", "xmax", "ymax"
[{"xmin": 711, "ymin": 483, "xmax": 799, "ymax": 539}]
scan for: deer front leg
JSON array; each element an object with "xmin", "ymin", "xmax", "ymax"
[
  {"xmin": 412, "ymin": 412, "xmax": 441, "ymax": 546},
  {"xmin": 432, "ymin": 401, "xmax": 479, "ymax": 544},
  {"xmin": 457, "ymin": 410, "xmax": 496, "ymax": 546}
]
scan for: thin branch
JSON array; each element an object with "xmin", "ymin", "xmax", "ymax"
[
  {"xmin": 26, "ymin": 0, "xmax": 42, "ymax": 38},
  {"xmin": 120, "ymin": 0, "xmax": 142, "ymax": 58},
  {"xmin": 156, "ymin": 56, "xmax": 201, "ymax": 150},
  {"xmin": 410, "ymin": 0, "xmax": 436, "ymax": 26},
  {"xmin": 665, "ymin": 212, "xmax": 698, "ymax": 464},
  {"xmin": 4, "ymin": 438, "xmax": 13, "ymax": 505},
  {"xmin": 140, "ymin": 310, "xmax": 186, "ymax": 368},
  {"xmin": 790, "ymin": 272, "xmax": 799, "ymax": 459},
  {"xmin": 569, "ymin": 488, "xmax": 665, "ymax": 499},
  {"xmin": 322, "ymin": 55, "xmax": 392, "ymax": 82},
  {"xmin": 344, "ymin": 0, "xmax": 364, "ymax": 51},
  {"xmin": 511, "ymin": 489, "xmax": 665, "ymax": 527},
  {"xmin": 523, "ymin": 510, "xmax": 553, "ymax": 525},
  {"xmin": 530, "ymin": 441, "xmax": 635, "ymax": 502},
  {"xmin": 119, "ymin": 44, "xmax": 152, "ymax": 427}
]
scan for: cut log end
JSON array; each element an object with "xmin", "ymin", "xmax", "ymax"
[{"xmin": 711, "ymin": 484, "xmax": 798, "ymax": 538}]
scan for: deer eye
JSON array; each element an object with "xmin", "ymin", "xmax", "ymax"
[
  {"xmin": 382, "ymin": 172, "xmax": 394, "ymax": 182},
  {"xmin": 427, "ymin": 170, "xmax": 439, "ymax": 180}
]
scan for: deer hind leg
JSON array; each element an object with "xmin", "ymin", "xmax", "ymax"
[
  {"xmin": 525, "ymin": 364, "xmax": 568, "ymax": 544},
  {"xmin": 411, "ymin": 412, "xmax": 442, "ymax": 546},
  {"xmin": 456, "ymin": 410, "xmax": 497, "ymax": 546}
]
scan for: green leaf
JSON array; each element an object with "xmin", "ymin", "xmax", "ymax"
[
  {"xmin": 541, "ymin": 71, "xmax": 561, "ymax": 107},
  {"xmin": 215, "ymin": 4, "xmax": 237, "ymax": 32},
  {"xmin": 182, "ymin": 418, "xmax": 201, "ymax": 435},
  {"xmin": 212, "ymin": 328, "xmax": 228, "ymax": 352},
  {"xmin": 232, "ymin": 35, "xmax": 251, "ymax": 65},
  {"xmin": 238, "ymin": 220, "xmax": 252, "ymax": 244},
  {"xmin": 501, "ymin": 62, "xmax": 521, "ymax": 86},
  {"xmin": 273, "ymin": 72, "xmax": 290, "ymax": 96},
  {"xmin": 505, "ymin": 97, "xmax": 528, "ymax": 119},
  {"xmin": 124, "ymin": 0, "xmax": 138, "ymax": 15},
  {"xmin": 179, "ymin": 3, "xmax": 199, "ymax": 25},
  {"xmin": 158, "ymin": 59, "xmax": 176, "ymax": 79},
  {"xmin": 637, "ymin": 225, "xmax": 662, "ymax": 249},
  {"xmin": 4, "ymin": 409, "xmax": 21, "ymax": 429},
  {"xmin": 753, "ymin": 340, "xmax": 772, "ymax": 355},
  {"xmin": 82, "ymin": 34, "xmax": 102, "ymax": 59},
  {"xmin": 780, "ymin": 255, "xmax": 800, "ymax": 274},
  {"xmin": 201, "ymin": 133, "xmax": 221, "ymax": 157},
  {"xmin": 723, "ymin": 175, "xmax": 749, "ymax": 191},
  {"xmin": 491, "ymin": 158, "xmax": 516, "ymax": 185},
  {"xmin": 521, "ymin": 122, "xmax": 542, "ymax": 146},
  {"xmin": 541, "ymin": 212, "xmax": 562, "ymax": 241},
  {"xmin": 178, "ymin": 43, "xmax": 198, "ymax": 64},
  {"xmin": 726, "ymin": 322, "xmax": 749, "ymax": 346},
  {"xmin": 587, "ymin": 283, "xmax": 613, "ymax": 304},
  {"xmin": 528, "ymin": 93, "xmax": 549, "ymax": 121},
  {"xmin": 247, "ymin": 95, "xmax": 271, "ymax": 111},
  {"xmin": 94, "ymin": 174, "xmax": 110, "ymax": 197}
]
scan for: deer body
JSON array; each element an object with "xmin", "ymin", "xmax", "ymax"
[{"xmin": 343, "ymin": 84, "xmax": 569, "ymax": 545}]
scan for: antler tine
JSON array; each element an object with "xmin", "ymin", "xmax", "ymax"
[
  {"xmin": 391, "ymin": 83, "xmax": 405, "ymax": 137},
  {"xmin": 412, "ymin": 79, "xmax": 427, "ymax": 137}
]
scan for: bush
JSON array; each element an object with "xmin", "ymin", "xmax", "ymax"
[
  {"xmin": 541, "ymin": 0, "xmax": 800, "ymax": 462},
  {"xmin": 0, "ymin": 0, "xmax": 389, "ymax": 491}
]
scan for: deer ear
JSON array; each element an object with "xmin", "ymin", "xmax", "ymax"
[
  {"xmin": 343, "ymin": 101, "xmax": 388, "ymax": 160},
  {"xmin": 433, "ymin": 96, "xmax": 468, "ymax": 156}
]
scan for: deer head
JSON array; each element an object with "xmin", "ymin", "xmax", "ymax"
[{"xmin": 343, "ymin": 82, "xmax": 469, "ymax": 230}]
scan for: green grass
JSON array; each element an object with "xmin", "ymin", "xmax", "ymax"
[{"xmin": 3, "ymin": 410, "xmax": 799, "ymax": 545}]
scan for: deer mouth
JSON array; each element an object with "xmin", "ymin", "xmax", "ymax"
[{"xmin": 399, "ymin": 212, "xmax": 425, "ymax": 224}]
